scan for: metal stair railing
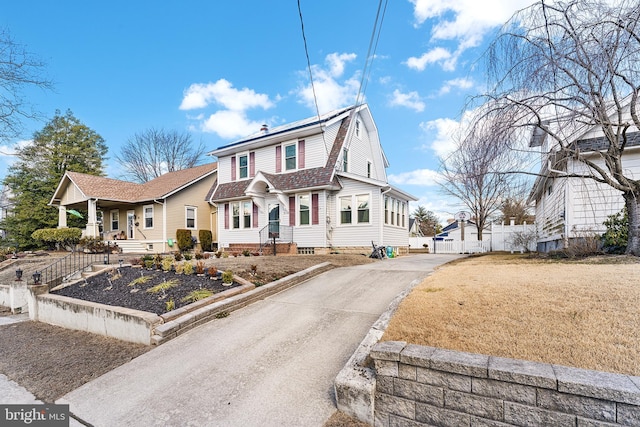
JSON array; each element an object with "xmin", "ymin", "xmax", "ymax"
[
  {"xmin": 258, "ymin": 224, "xmax": 294, "ymax": 254},
  {"xmin": 36, "ymin": 247, "xmax": 114, "ymax": 288}
]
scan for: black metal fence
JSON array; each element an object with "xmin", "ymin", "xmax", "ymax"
[{"xmin": 37, "ymin": 246, "xmax": 113, "ymax": 287}]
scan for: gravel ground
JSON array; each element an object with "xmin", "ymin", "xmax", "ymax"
[{"xmin": 0, "ymin": 253, "xmax": 375, "ymax": 404}]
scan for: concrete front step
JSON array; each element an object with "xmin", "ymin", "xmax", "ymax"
[{"xmin": 110, "ymin": 240, "xmax": 148, "ymax": 253}]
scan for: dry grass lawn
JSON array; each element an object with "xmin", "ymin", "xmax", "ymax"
[{"xmin": 381, "ymin": 253, "xmax": 640, "ymax": 376}]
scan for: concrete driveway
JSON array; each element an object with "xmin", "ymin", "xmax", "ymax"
[{"xmin": 58, "ymin": 254, "xmax": 460, "ymax": 426}]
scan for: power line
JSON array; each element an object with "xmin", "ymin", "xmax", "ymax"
[{"xmin": 296, "ymin": 0, "xmax": 329, "ymax": 158}]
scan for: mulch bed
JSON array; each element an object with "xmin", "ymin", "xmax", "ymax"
[{"xmin": 52, "ymin": 266, "xmax": 240, "ymax": 315}]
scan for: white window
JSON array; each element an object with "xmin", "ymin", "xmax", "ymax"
[
  {"xmin": 396, "ymin": 200, "xmax": 400, "ymax": 226},
  {"xmin": 243, "ymin": 201, "xmax": 252, "ymax": 228},
  {"xmin": 111, "ymin": 210, "xmax": 119, "ymax": 231},
  {"xmin": 143, "ymin": 205, "xmax": 153, "ymax": 229},
  {"xmin": 367, "ymin": 161, "xmax": 371, "ymax": 178},
  {"xmin": 340, "ymin": 194, "xmax": 370, "ymax": 225},
  {"xmin": 285, "ymin": 143, "xmax": 297, "ymax": 171},
  {"xmin": 231, "ymin": 203, "xmax": 240, "ymax": 229},
  {"xmin": 401, "ymin": 203, "xmax": 406, "ymax": 227},
  {"xmin": 343, "ymin": 147, "xmax": 349, "ymax": 172},
  {"xmin": 299, "ymin": 194, "xmax": 310, "ymax": 226},
  {"xmin": 355, "ymin": 119, "xmax": 361, "ymax": 138},
  {"xmin": 390, "ymin": 200, "xmax": 395, "ymax": 225},
  {"xmin": 340, "ymin": 196, "xmax": 352, "ymax": 224},
  {"xmin": 384, "ymin": 197, "xmax": 389, "ymax": 225},
  {"xmin": 186, "ymin": 206, "xmax": 197, "ymax": 229},
  {"xmin": 238, "ymin": 154, "xmax": 248, "ymax": 179},
  {"xmin": 357, "ymin": 194, "xmax": 370, "ymax": 224}
]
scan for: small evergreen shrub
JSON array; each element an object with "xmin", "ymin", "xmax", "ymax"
[
  {"xmin": 602, "ymin": 207, "xmax": 628, "ymax": 254},
  {"xmin": 176, "ymin": 229, "xmax": 193, "ymax": 251},
  {"xmin": 183, "ymin": 262, "xmax": 194, "ymax": 275},
  {"xmin": 199, "ymin": 230, "xmax": 212, "ymax": 252},
  {"xmin": 222, "ymin": 270, "xmax": 233, "ymax": 284},
  {"xmin": 161, "ymin": 256, "xmax": 173, "ymax": 272},
  {"xmin": 173, "ymin": 251, "xmax": 183, "ymax": 261}
]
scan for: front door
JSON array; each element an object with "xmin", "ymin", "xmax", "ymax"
[
  {"xmin": 127, "ymin": 210, "xmax": 135, "ymax": 239},
  {"xmin": 268, "ymin": 204, "xmax": 280, "ymax": 238}
]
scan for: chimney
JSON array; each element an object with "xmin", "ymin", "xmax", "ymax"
[{"xmin": 260, "ymin": 124, "xmax": 268, "ymax": 134}]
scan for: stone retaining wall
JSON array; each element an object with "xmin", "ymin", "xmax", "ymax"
[{"xmin": 371, "ymin": 341, "xmax": 640, "ymax": 426}]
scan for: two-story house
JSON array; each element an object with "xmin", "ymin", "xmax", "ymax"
[
  {"xmin": 528, "ymin": 122, "xmax": 636, "ymax": 252},
  {"xmin": 208, "ymin": 104, "xmax": 416, "ymax": 255}
]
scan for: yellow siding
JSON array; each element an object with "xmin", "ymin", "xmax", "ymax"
[{"xmin": 164, "ymin": 175, "xmax": 217, "ymax": 245}]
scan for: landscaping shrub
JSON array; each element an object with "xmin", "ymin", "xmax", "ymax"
[
  {"xmin": 183, "ymin": 262, "xmax": 194, "ymax": 275},
  {"xmin": 173, "ymin": 251, "xmax": 183, "ymax": 261},
  {"xmin": 176, "ymin": 229, "xmax": 193, "ymax": 251},
  {"xmin": 31, "ymin": 227, "xmax": 82, "ymax": 251},
  {"xmin": 161, "ymin": 256, "xmax": 173, "ymax": 272},
  {"xmin": 199, "ymin": 230, "xmax": 212, "ymax": 252},
  {"xmin": 602, "ymin": 207, "xmax": 628, "ymax": 254},
  {"xmin": 222, "ymin": 270, "xmax": 233, "ymax": 284},
  {"xmin": 184, "ymin": 252, "xmax": 192, "ymax": 261},
  {"xmin": 79, "ymin": 236, "xmax": 108, "ymax": 253}
]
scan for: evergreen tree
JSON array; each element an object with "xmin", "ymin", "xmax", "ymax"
[
  {"xmin": 1, "ymin": 110, "xmax": 107, "ymax": 249},
  {"xmin": 412, "ymin": 206, "xmax": 442, "ymax": 236}
]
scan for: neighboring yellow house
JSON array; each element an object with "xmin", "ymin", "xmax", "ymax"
[{"xmin": 49, "ymin": 163, "xmax": 217, "ymax": 253}]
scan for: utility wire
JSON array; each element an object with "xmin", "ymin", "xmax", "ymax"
[{"xmin": 297, "ymin": 0, "xmax": 329, "ymax": 158}]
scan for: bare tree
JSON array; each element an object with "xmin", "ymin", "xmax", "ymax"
[
  {"xmin": 0, "ymin": 28, "xmax": 53, "ymax": 143},
  {"xmin": 116, "ymin": 128, "xmax": 206, "ymax": 182},
  {"xmin": 479, "ymin": 0, "xmax": 640, "ymax": 254},
  {"xmin": 440, "ymin": 114, "xmax": 529, "ymax": 240}
]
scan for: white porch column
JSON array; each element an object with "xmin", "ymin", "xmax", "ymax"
[
  {"xmin": 58, "ymin": 205, "xmax": 67, "ymax": 228},
  {"xmin": 86, "ymin": 199, "xmax": 99, "ymax": 237}
]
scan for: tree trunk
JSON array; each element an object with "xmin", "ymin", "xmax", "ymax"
[{"xmin": 625, "ymin": 193, "xmax": 640, "ymax": 256}]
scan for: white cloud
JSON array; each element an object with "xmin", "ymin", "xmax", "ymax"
[
  {"xmin": 407, "ymin": 0, "xmax": 533, "ymax": 71},
  {"xmin": 0, "ymin": 139, "xmax": 30, "ymax": 159},
  {"xmin": 326, "ymin": 52, "xmax": 357, "ymax": 77},
  {"xmin": 438, "ymin": 77, "xmax": 474, "ymax": 95},
  {"xmin": 296, "ymin": 52, "xmax": 360, "ymax": 113},
  {"xmin": 179, "ymin": 79, "xmax": 274, "ymax": 111},
  {"xmin": 179, "ymin": 79, "xmax": 276, "ymax": 139},
  {"xmin": 420, "ymin": 118, "xmax": 460, "ymax": 159},
  {"xmin": 389, "ymin": 89, "xmax": 425, "ymax": 112},
  {"xmin": 201, "ymin": 110, "xmax": 265, "ymax": 140},
  {"xmin": 405, "ymin": 47, "xmax": 452, "ymax": 71},
  {"xmin": 388, "ymin": 168, "xmax": 442, "ymax": 186}
]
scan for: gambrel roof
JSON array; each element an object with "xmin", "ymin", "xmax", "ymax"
[{"xmin": 51, "ymin": 163, "xmax": 217, "ymax": 205}]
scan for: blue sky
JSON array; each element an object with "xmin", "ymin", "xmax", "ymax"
[{"xmin": 1, "ymin": 0, "xmax": 534, "ymax": 221}]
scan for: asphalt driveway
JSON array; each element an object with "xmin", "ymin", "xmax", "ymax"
[{"xmin": 58, "ymin": 254, "xmax": 460, "ymax": 426}]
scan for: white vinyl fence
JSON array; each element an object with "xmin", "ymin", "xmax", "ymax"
[{"xmin": 408, "ymin": 221, "xmax": 536, "ymax": 254}]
